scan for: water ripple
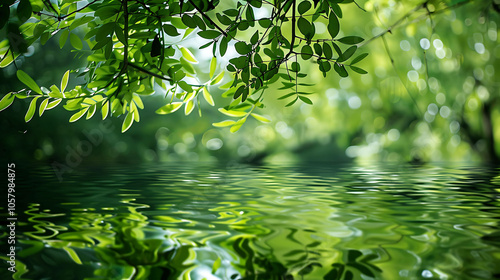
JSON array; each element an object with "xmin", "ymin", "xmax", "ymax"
[{"xmin": 5, "ymin": 163, "xmax": 500, "ymax": 279}]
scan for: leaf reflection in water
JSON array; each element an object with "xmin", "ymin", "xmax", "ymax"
[{"xmin": 5, "ymin": 163, "xmax": 500, "ymax": 279}]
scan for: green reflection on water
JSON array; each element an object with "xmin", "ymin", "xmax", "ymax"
[{"xmin": 1, "ymin": 163, "xmax": 500, "ymax": 279}]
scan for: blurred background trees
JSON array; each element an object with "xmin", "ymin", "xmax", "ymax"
[{"xmin": 1, "ymin": 0, "xmax": 498, "ymax": 164}]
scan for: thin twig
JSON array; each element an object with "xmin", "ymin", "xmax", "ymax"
[
  {"xmin": 381, "ymin": 34, "xmax": 422, "ymax": 117},
  {"xmin": 286, "ymin": 0, "xmax": 296, "ymax": 59},
  {"xmin": 361, "ymin": 0, "xmax": 471, "ymax": 47}
]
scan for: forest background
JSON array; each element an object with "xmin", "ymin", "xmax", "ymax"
[{"xmin": 0, "ymin": 0, "xmax": 498, "ymax": 166}]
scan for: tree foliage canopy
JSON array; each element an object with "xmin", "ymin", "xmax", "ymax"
[
  {"xmin": 1, "ymin": 0, "xmax": 370, "ymax": 132},
  {"xmin": 1, "ymin": 0, "xmax": 499, "ymax": 163}
]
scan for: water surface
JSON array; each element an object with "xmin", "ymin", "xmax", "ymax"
[{"xmin": 2, "ymin": 163, "xmax": 500, "ymax": 279}]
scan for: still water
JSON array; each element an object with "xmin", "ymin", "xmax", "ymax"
[{"xmin": 2, "ymin": 163, "xmax": 500, "ymax": 279}]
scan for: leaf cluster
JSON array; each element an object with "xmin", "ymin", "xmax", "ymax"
[{"xmin": 1, "ymin": 0, "xmax": 368, "ymax": 132}]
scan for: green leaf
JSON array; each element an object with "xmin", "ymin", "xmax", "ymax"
[
  {"xmin": 96, "ymin": 22, "xmax": 115, "ymax": 41},
  {"xmin": 334, "ymin": 63, "xmax": 349, "ymax": 77},
  {"xmin": 285, "ymin": 97, "xmax": 298, "ymax": 107},
  {"xmin": 258, "ymin": 18, "xmax": 272, "ymax": 28},
  {"xmin": 180, "ymin": 57, "xmax": 195, "ymax": 74},
  {"xmin": 331, "ymin": 3, "xmax": 343, "ymax": 18},
  {"xmin": 297, "ymin": 17, "xmax": 314, "ymax": 39},
  {"xmin": 132, "ymin": 105, "xmax": 140, "ymax": 122},
  {"xmin": 151, "ymin": 35, "xmax": 161, "ymax": 57},
  {"xmin": 163, "ymin": 24, "xmax": 180, "ymax": 36},
  {"xmin": 40, "ymin": 31, "xmax": 50, "ymax": 45},
  {"xmin": 331, "ymin": 42, "xmax": 342, "ymax": 56},
  {"xmin": 0, "ymin": 93, "xmax": 15, "ymax": 112},
  {"xmin": 39, "ymin": 98, "xmax": 49, "ymax": 116},
  {"xmin": 323, "ymin": 42, "xmax": 333, "ymax": 59},
  {"xmin": 223, "ymin": 9, "xmax": 239, "ymax": 17},
  {"xmin": 200, "ymin": 41, "xmax": 213, "ymax": 49},
  {"xmin": 0, "ymin": 50, "xmax": 19, "ymax": 68},
  {"xmin": 338, "ymin": 46, "xmax": 357, "ymax": 62},
  {"xmin": 299, "ymin": 95, "xmax": 313, "ymax": 105},
  {"xmin": 70, "ymin": 33, "xmax": 83, "ymax": 50},
  {"xmin": 181, "ymin": 47, "xmax": 197, "ymax": 63},
  {"xmin": 338, "ymin": 36, "xmax": 364, "ymax": 45},
  {"xmin": 181, "ymin": 14, "xmax": 197, "ymax": 28},
  {"xmin": 324, "ymin": 268, "xmax": 339, "ymax": 280},
  {"xmin": 291, "ymin": 61, "xmax": 301, "ymax": 72},
  {"xmin": 17, "ymin": 0, "xmax": 32, "ymax": 22},
  {"xmin": 251, "ymin": 113, "xmax": 270, "ymax": 123},
  {"xmin": 217, "ymin": 13, "xmax": 233, "ymax": 26},
  {"xmin": 210, "ymin": 57, "xmax": 217, "ymax": 78},
  {"xmin": 156, "ymin": 102, "xmax": 183, "ymax": 114},
  {"xmin": 183, "ymin": 28, "xmax": 195, "ymax": 40},
  {"xmin": 59, "ymin": 29, "xmax": 69, "ymax": 49},
  {"xmin": 133, "ymin": 95, "xmax": 144, "ymax": 109},
  {"xmin": 25, "ymin": 96, "xmax": 39, "ymax": 122},
  {"xmin": 203, "ymin": 87, "xmax": 215, "ymax": 106},
  {"xmin": 69, "ymin": 107, "xmax": 89, "ymax": 123},
  {"xmin": 319, "ymin": 60, "xmax": 331, "ymax": 73},
  {"xmin": 122, "ymin": 111, "xmax": 134, "ymax": 132},
  {"xmin": 101, "ymin": 100, "xmax": 109, "ymax": 120},
  {"xmin": 298, "ymin": 1, "xmax": 311, "ymax": 14},
  {"xmin": 245, "ymin": 5, "xmax": 255, "ymax": 22},
  {"xmin": 17, "ymin": 70, "xmax": 42, "ymax": 94},
  {"xmin": 198, "ymin": 30, "xmax": 221, "ymax": 39},
  {"xmin": 279, "ymin": 82, "xmax": 295, "ymax": 90},
  {"xmin": 219, "ymin": 108, "xmax": 247, "ymax": 117},
  {"xmin": 185, "ymin": 99, "xmax": 195, "ymax": 115},
  {"xmin": 69, "ymin": 16, "xmax": 93, "ymax": 30},
  {"xmin": 328, "ymin": 11, "xmax": 340, "ymax": 39},
  {"xmin": 344, "ymin": 270, "xmax": 354, "ymax": 280},
  {"xmin": 212, "ymin": 257, "xmax": 221, "ymax": 274},
  {"xmin": 350, "ymin": 65, "xmax": 368, "ymax": 74},
  {"xmin": 351, "ymin": 53, "xmax": 369, "ymax": 64},
  {"xmin": 314, "ymin": 43, "xmax": 322, "ymax": 56},
  {"xmin": 211, "ymin": 72, "xmax": 224, "ymax": 85},
  {"xmin": 229, "ymin": 56, "xmax": 248, "ymax": 69},
  {"xmin": 350, "ymin": 263, "xmax": 375, "ymax": 277},
  {"xmin": 230, "ymin": 119, "xmax": 246, "ymax": 133},
  {"xmin": 46, "ymin": 99, "xmax": 62, "ymax": 110},
  {"xmin": 86, "ymin": 104, "xmax": 96, "ymax": 119},
  {"xmin": 278, "ymin": 92, "xmax": 296, "ymax": 100},
  {"xmin": 193, "ymin": 14, "xmax": 206, "ymax": 30},
  {"xmin": 220, "ymin": 36, "xmax": 228, "ymax": 56},
  {"xmin": 213, "ymin": 120, "xmax": 236, "ymax": 127},
  {"xmin": 95, "ymin": 6, "xmax": 118, "ymax": 20},
  {"xmin": 114, "ymin": 24, "xmax": 126, "ymax": 44},
  {"xmin": 235, "ymin": 42, "xmax": 252, "ymax": 55},
  {"xmin": 171, "ymin": 17, "xmax": 187, "ymax": 29},
  {"xmin": 233, "ymin": 85, "xmax": 246, "ymax": 100},
  {"xmin": 250, "ymin": 31, "xmax": 259, "ymax": 45},
  {"xmin": 301, "ymin": 45, "xmax": 313, "ymax": 60},
  {"xmin": 178, "ymin": 81, "xmax": 193, "ymax": 93},
  {"xmin": 61, "ymin": 70, "xmax": 70, "ymax": 92}
]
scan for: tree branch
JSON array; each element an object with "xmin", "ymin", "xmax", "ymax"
[
  {"xmin": 63, "ymin": 0, "xmax": 98, "ymax": 19},
  {"xmin": 128, "ymin": 63, "xmax": 203, "ymax": 87},
  {"xmin": 128, "ymin": 63, "xmax": 172, "ymax": 82},
  {"xmin": 286, "ymin": 0, "xmax": 296, "ymax": 58},
  {"xmin": 361, "ymin": 0, "xmax": 472, "ymax": 47}
]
